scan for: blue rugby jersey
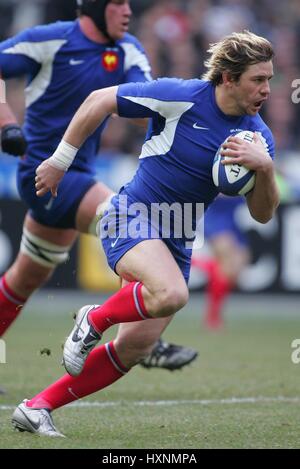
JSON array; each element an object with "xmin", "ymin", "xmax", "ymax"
[
  {"xmin": 117, "ymin": 78, "xmax": 275, "ymax": 212},
  {"xmin": 0, "ymin": 20, "xmax": 151, "ymax": 172}
]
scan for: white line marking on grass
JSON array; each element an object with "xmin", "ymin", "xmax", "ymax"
[{"xmin": 1, "ymin": 396, "xmax": 300, "ymax": 411}]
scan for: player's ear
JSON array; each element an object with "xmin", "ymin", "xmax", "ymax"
[{"xmin": 222, "ymin": 71, "xmax": 235, "ymax": 87}]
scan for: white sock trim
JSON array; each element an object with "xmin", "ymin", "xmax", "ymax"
[
  {"xmin": 133, "ymin": 282, "xmax": 148, "ymax": 320},
  {"xmin": 105, "ymin": 343, "xmax": 127, "ymax": 375},
  {"xmin": 0, "ymin": 278, "xmax": 23, "ymax": 305}
]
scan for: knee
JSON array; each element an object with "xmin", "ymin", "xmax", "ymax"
[{"xmin": 151, "ymin": 285, "xmax": 189, "ymax": 317}]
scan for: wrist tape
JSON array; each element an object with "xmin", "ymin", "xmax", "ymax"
[{"xmin": 48, "ymin": 140, "xmax": 78, "ymax": 171}]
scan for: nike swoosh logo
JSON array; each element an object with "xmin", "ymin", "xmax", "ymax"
[
  {"xmin": 68, "ymin": 387, "xmax": 80, "ymax": 399},
  {"xmin": 106, "ymin": 317, "xmax": 115, "ymax": 326},
  {"xmin": 69, "ymin": 59, "xmax": 84, "ymax": 66},
  {"xmin": 44, "ymin": 197, "xmax": 54, "ymax": 211},
  {"xmin": 193, "ymin": 123, "xmax": 210, "ymax": 130},
  {"xmin": 111, "ymin": 236, "xmax": 121, "ymax": 248},
  {"xmin": 72, "ymin": 311, "xmax": 88, "ymax": 342},
  {"xmin": 20, "ymin": 408, "xmax": 40, "ymax": 430},
  {"xmin": 72, "ymin": 306, "xmax": 97, "ymax": 343}
]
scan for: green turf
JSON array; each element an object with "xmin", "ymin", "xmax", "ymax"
[{"xmin": 0, "ymin": 297, "xmax": 300, "ymax": 448}]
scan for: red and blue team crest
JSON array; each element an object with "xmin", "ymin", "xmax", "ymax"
[{"xmin": 102, "ymin": 51, "xmax": 119, "ymax": 72}]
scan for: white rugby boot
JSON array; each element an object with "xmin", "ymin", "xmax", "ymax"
[
  {"xmin": 63, "ymin": 305, "xmax": 102, "ymax": 377},
  {"xmin": 12, "ymin": 400, "xmax": 65, "ymax": 437}
]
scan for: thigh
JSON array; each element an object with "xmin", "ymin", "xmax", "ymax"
[
  {"xmin": 101, "ymin": 194, "xmax": 191, "ymax": 288},
  {"xmin": 116, "ymin": 239, "xmax": 187, "ymax": 294},
  {"xmin": 101, "ymin": 196, "xmax": 190, "ymax": 316}
]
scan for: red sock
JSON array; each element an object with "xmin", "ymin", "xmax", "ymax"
[
  {"xmin": 205, "ymin": 264, "xmax": 232, "ymax": 328},
  {"xmin": 192, "ymin": 257, "xmax": 218, "ymax": 276},
  {"xmin": 26, "ymin": 341, "xmax": 128, "ymax": 410},
  {"xmin": 89, "ymin": 282, "xmax": 151, "ymax": 334},
  {"xmin": 0, "ymin": 275, "xmax": 26, "ymax": 337}
]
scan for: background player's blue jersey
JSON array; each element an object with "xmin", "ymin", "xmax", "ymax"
[
  {"xmin": 117, "ymin": 78, "xmax": 275, "ymax": 213},
  {"xmin": 0, "ymin": 20, "xmax": 151, "ymax": 172},
  {"xmin": 204, "ymin": 195, "xmax": 248, "ymax": 247}
]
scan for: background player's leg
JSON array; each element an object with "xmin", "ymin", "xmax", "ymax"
[
  {"xmin": 0, "ymin": 214, "xmax": 76, "ymax": 337},
  {"xmin": 204, "ymin": 233, "xmax": 249, "ymax": 329},
  {"xmin": 0, "ymin": 181, "xmax": 111, "ymax": 337}
]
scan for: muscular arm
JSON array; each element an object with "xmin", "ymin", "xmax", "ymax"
[
  {"xmin": 64, "ymin": 86, "xmax": 118, "ymax": 148},
  {"xmin": 246, "ymin": 161, "xmax": 279, "ymax": 223},
  {"xmin": 35, "ymin": 86, "xmax": 119, "ymax": 197}
]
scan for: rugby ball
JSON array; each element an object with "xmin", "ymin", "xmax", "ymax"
[{"xmin": 212, "ymin": 130, "xmax": 256, "ymax": 196}]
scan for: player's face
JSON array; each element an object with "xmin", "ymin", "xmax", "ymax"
[
  {"xmin": 105, "ymin": 0, "xmax": 132, "ymax": 40},
  {"xmin": 231, "ymin": 61, "xmax": 273, "ymax": 116}
]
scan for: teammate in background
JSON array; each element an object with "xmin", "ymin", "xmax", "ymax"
[
  {"xmin": 12, "ymin": 30, "xmax": 279, "ymax": 437},
  {"xmin": 193, "ymin": 170, "xmax": 297, "ymax": 330},
  {"xmin": 192, "ymin": 195, "xmax": 250, "ymax": 329},
  {"xmin": 0, "ymin": 0, "xmax": 197, "ymax": 385}
]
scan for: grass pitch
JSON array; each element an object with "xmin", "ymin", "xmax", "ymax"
[{"xmin": 0, "ymin": 293, "xmax": 300, "ymax": 449}]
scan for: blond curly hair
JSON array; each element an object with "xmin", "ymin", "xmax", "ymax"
[{"xmin": 202, "ymin": 31, "xmax": 274, "ymax": 85}]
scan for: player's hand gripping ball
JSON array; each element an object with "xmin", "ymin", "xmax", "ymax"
[{"xmin": 213, "ymin": 130, "xmax": 256, "ymax": 196}]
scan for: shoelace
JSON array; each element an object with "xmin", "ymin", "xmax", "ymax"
[
  {"xmin": 75, "ymin": 313, "xmax": 100, "ymax": 345},
  {"xmin": 80, "ymin": 341, "xmax": 97, "ymax": 355}
]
